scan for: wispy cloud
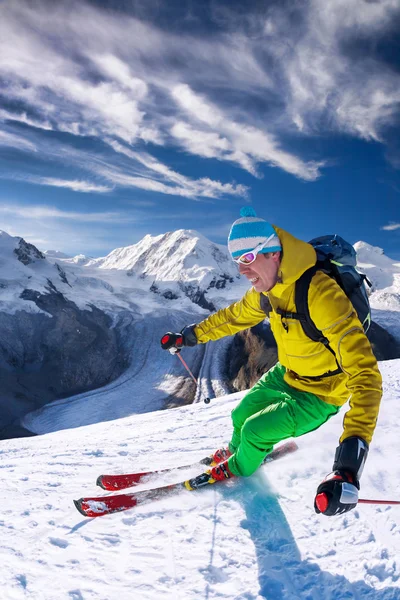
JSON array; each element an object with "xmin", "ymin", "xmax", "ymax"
[
  {"xmin": 171, "ymin": 84, "xmax": 324, "ymax": 180},
  {"xmin": 0, "ymin": 203, "xmax": 133, "ymax": 223},
  {"xmin": 26, "ymin": 177, "xmax": 112, "ymax": 194},
  {"xmin": 0, "ymin": 109, "xmax": 53, "ymax": 131},
  {"xmin": 0, "ymin": 0, "xmax": 399, "ymax": 192},
  {"xmin": 0, "ymin": 129, "xmax": 37, "ymax": 152},
  {"xmin": 106, "ymin": 140, "xmax": 248, "ymax": 198},
  {"xmin": 382, "ymin": 223, "xmax": 400, "ymax": 231},
  {"xmin": 0, "ymin": 202, "xmax": 141, "ymax": 254},
  {"xmin": 279, "ymin": 0, "xmax": 400, "ymax": 140}
]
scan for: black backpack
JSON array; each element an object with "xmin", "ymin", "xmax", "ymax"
[{"xmin": 275, "ymin": 235, "xmax": 372, "ymax": 376}]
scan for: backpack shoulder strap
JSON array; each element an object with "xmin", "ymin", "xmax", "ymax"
[
  {"xmin": 295, "ymin": 264, "xmax": 325, "ymax": 343},
  {"xmin": 295, "ymin": 264, "xmax": 342, "ymax": 368}
]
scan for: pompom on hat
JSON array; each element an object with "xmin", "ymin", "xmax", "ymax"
[{"xmin": 228, "ymin": 207, "xmax": 281, "ymax": 259}]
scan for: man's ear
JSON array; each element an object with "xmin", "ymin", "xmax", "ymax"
[{"xmin": 270, "ymin": 251, "xmax": 281, "ymax": 263}]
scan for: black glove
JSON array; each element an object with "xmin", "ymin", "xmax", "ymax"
[
  {"xmin": 160, "ymin": 324, "xmax": 197, "ymax": 353},
  {"xmin": 314, "ymin": 436, "xmax": 368, "ymax": 517},
  {"xmin": 314, "ymin": 470, "xmax": 359, "ymax": 516}
]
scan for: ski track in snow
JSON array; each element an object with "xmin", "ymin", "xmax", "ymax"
[{"xmin": 1, "ymin": 360, "xmax": 400, "ymax": 599}]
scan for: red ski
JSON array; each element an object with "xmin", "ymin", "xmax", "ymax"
[
  {"xmin": 97, "ymin": 460, "xmax": 209, "ymax": 491},
  {"xmin": 97, "ymin": 439, "xmax": 298, "ymax": 491},
  {"xmin": 74, "ymin": 440, "xmax": 298, "ymax": 518},
  {"xmin": 74, "ymin": 482, "xmax": 185, "ymax": 518}
]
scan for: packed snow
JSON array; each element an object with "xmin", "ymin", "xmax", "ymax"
[{"xmin": 1, "ymin": 359, "xmax": 400, "ymax": 599}]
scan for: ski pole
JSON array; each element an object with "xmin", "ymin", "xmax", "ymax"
[
  {"xmin": 175, "ymin": 352, "xmax": 211, "ymax": 404},
  {"xmin": 359, "ymin": 498, "xmax": 400, "ymax": 505},
  {"xmin": 161, "ymin": 334, "xmax": 211, "ymax": 404}
]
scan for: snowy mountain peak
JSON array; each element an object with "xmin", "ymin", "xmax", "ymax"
[
  {"xmin": 82, "ymin": 228, "xmax": 241, "ymax": 310},
  {"xmin": 355, "ymin": 240, "xmax": 385, "ymax": 257},
  {"xmin": 0, "ymin": 231, "xmax": 45, "ymax": 265},
  {"xmin": 89, "ymin": 228, "xmax": 237, "ymax": 285},
  {"xmin": 0, "ymin": 229, "xmax": 20, "ymax": 250},
  {"xmin": 44, "ymin": 250, "xmax": 72, "ymax": 259},
  {"xmin": 354, "ymin": 240, "xmax": 400, "ymax": 271}
]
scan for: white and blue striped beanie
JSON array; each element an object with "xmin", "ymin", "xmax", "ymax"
[{"xmin": 228, "ymin": 207, "xmax": 281, "ymax": 259}]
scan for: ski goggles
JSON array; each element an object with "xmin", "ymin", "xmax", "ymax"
[{"xmin": 233, "ymin": 234, "xmax": 275, "ymax": 265}]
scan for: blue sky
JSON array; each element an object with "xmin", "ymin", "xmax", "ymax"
[{"xmin": 0, "ymin": 0, "xmax": 400, "ymax": 258}]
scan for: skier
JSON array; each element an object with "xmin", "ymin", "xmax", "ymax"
[{"xmin": 160, "ymin": 207, "xmax": 382, "ymax": 516}]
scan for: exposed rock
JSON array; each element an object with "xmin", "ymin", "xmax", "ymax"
[
  {"xmin": 150, "ymin": 282, "xmax": 179, "ymax": 300},
  {"xmin": 229, "ymin": 325, "xmax": 278, "ymax": 391},
  {"xmin": 56, "ymin": 263, "xmax": 71, "ymax": 287},
  {"xmin": 0, "ymin": 290, "xmax": 129, "ymax": 438},
  {"xmin": 367, "ymin": 321, "xmax": 400, "ymax": 361},
  {"xmin": 208, "ymin": 274, "xmax": 234, "ymax": 290},
  {"xmin": 14, "ymin": 239, "xmax": 45, "ymax": 265},
  {"xmin": 180, "ymin": 283, "xmax": 215, "ymax": 311}
]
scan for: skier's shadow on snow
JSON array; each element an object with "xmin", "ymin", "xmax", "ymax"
[{"xmin": 222, "ymin": 476, "xmax": 398, "ymax": 600}]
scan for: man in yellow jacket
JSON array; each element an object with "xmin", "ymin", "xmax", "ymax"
[{"xmin": 161, "ymin": 207, "xmax": 382, "ymax": 516}]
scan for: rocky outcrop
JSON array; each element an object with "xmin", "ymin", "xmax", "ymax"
[
  {"xmin": 0, "ymin": 290, "xmax": 129, "ymax": 439},
  {"xmin": 14, "ymin": 238, "xmax": 45, "ymax": 265},
  {"xmin": 180, "ymin": 283, "xmax": 216, "ymax": 311},
  {"xmin": 367, "ymin": 321, "xmax": 400, "ymax": 361}
]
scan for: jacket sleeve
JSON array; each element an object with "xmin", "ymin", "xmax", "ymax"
[
  {"xmin": 309, "ymin": 272, "xmax": 382, "ymax": 445},
  {"xmin": 194, "ymin": 288, "xmax": 267, "ymax": 343}
]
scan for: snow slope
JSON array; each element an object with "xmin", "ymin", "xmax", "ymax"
[
  {"xmin": 2, "ymin": 359, "xmax": 400, "ymax": 600},
  {"xmin": 21, "ymin": 311, "xmax": 233, "ymax": 434}
]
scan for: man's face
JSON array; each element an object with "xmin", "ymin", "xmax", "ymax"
[{"xmin": 238, "ymin": 252, "xmax": 281, "ymax": 292}]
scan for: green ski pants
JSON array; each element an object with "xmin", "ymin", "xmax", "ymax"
[{"xmin": 227, "ymin": 363, "xmax": 340, "ymax": 477}]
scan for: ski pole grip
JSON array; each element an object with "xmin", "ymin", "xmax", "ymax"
[
  {"xmin": 160, "ymin": 332, "xmax": 183, "ymax": 352},
  {"xmin": 161, "ymin": 333, "xmax": 172, "ymax": 349},
  {"xmin": 315, "ymin": 492, "xmax": 329, "ymax": 513}
]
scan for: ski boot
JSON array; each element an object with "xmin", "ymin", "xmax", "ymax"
[
  {"xmin": 200, "ymin": 447, "xmax": 232, "ymax": 467},
  {"xmin": 185, "ymin": 460, "xmax": 235, "ymax": 490}
]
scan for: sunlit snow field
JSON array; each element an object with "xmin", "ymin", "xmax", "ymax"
[{"xmin": 1, "ymin": 359, "xmax": 400, "ymax": 600}]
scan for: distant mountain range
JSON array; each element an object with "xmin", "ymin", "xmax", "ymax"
[{"xmin": 0, "ymin": 228, "xmax": 399, "ymax": 439}]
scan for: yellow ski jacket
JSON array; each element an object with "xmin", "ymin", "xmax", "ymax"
[{"xmin": 194, "ymin": 226, "xmax": 382, "ymax": 444}]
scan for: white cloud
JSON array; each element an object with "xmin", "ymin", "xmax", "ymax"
[
  {"xmin": 281, "ymin": 0, "xmax": 400, "ymax": 139},
  {"xmin": 171, "ymin": 85, "xmax": 323, "ymax": 180},
  {"xmin": 90, "ymin": 54, "xmax": 148, "ymax": 97},
  {"xmin": 106, "ymin": 140, "xmax": 248, "ymax": 199},
  {"xmin": 381, "ymin": 223, "xmax": 400, "ymax": 231},
  {"xmin": 0, "ymin": 130, "xmax": 37, "ymax": 152},
  {"xmin": 171, "ymin": 122, "xmax": 231, "ymax": 158},
  {"xmin": 0, "ymin": 204, "xmax": 131, "ymax": 223},
  {"xmin": 172, "ymin": 84, "xmax": 223, "ymax": 129},
  {"xmin": 96, "ymin": 165, "xmax": 247, "ymax": 200},
  {"xmin": 28, "ymin": 177, "xmax": 112, "ymax": 194},
  {"xmin": 0, "ymin": 109, "xmax": 53, "ymax": 131},
  {"xmin": 0, "ymin": 0, "xmax": 399, "ymax": 188}
]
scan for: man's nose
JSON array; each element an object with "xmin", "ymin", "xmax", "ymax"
[{"xmin": 238, "ymin": 262, "xmax": 249, "ymax": 274}]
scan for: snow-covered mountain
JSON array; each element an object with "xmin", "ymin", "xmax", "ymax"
[
  {"xmin": 43, "ymin": 249, "xmax": 72, "ymax": 259},
  {"xmin": 45, "ymin": 249, "xmax": 93, "ymax": 266},
  {"xmin": 81, "ymin": 229, "xmax": 240, "ymax": 310},
  {"xmin": 1, "ymin": 228, "xmax": 400, "ymax": 440},
  {"xmin": 0, "ymin": 229, "xmax": 246, "ymax": 438},
  {"xmin": 355, "ymin": 241, "xmax": 400, "ymax": 341},
  {"xmin": 2, "ymin": 358, "xmax": 400, "ymax": 599}
]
